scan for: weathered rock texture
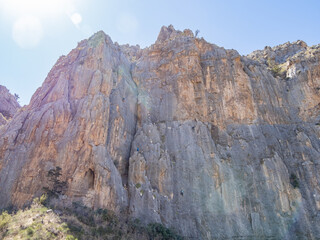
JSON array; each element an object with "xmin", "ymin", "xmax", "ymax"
[
  {"xmin": 1, "ymin": 25, "xmax": 320, "ymax": 239},
  {"xmin": 0, "ymin": 85, "xmax": 20, "ymax": 125}
]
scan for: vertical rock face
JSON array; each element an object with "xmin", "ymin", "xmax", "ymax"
[
  {"xmin": 0, "ymin": 85, "xmax": 20, "ymax": 125},
  {"xmin": 1, "ymin": 26, "xmax": 320, "ymax": 239},
  {"xmin": 0, "ymin": 32, "xmax": 137, "ymax": 212}
]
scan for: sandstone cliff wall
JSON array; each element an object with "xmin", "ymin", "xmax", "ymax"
[{"xmin": 0, "ymin": 26, "xmax": 320, "ymax": 239}]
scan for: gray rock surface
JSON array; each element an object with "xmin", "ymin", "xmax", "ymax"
[
  {"xmin": 0, "ymin": 85, "xmax": 20, "ymax": 125},
  {"xmin": 0, "ymin": 26, "xmax": 320, "ymax": 239}
]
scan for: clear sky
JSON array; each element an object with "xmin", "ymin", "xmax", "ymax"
[{"xmin": 0, "ymin": 0, "xmax": 319, "ymax": 106}]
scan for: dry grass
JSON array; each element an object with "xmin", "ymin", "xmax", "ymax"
[{"xmin": 0, "ymin": 196, "xmax": 182, "ymax": 240}]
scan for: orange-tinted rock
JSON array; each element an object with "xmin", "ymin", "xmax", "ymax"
[{"xmin": 1, "ymin": 26, "xmax": 320, "ymax": 239}]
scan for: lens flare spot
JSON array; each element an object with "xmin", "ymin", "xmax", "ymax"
[
  {"xmin": 12, "ymin": 16, "xmax": 43, "ymax": 49},
  {"xmin": 71, "ymin": 12, "xmax": 82, "ymax": 26}
]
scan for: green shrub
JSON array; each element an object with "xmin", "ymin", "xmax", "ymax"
[
  {"xmin": 76, "ymin": 214, "xmax": 95, "ymax": 227},
  {"xmin": 66, "ymin": 234, "xmax": 78, "ymax": 240},
  {"xmin": 68, "ymin": 223, "xmax": 83, "ymax": 233},
  {"xmin": 128, "ymin": 218, "xmax": 144, "ymax": 233},
  {"xmin": 39, "ymin": 194, "xmax": 48, "ymax": 205},
  {"xmin": 27, "ymin": 226, "xmax": 34, "ymax": 236},
  {"xmin": 271, "ymin": 64, "xmax": 282, "ymax": 76},
  {"xmin": 101, "ymin": 210, "xmax": 113, "ymax": 222},
  {"xmin": 96, "ymin": 208, "xmax": 118, "ymax": 225},
  {"xmin": 147, "ymin": 223, "xmax": 182, "ymax": 240},
  {"xmin": 290, "ymin": 173, "xmax": 299, "ymax": 188},
  {"xmin": 67, "ymin": 223, "xmax": 84, "ymax": 239},
  {"xmin": 94, "ymin": 226, "xmax": 114, "ymax": 236},
  {"xmin": 267, "ymin": 58, "xmax": 286, "ymax": 78},
  {"xmin": 43, "ymin": 166, "xmax": 67, "ymax": 199},
  {"xmin": 71, "ymin": 202, "xmax": 95, "ymax": 226},
  {"xmin": 0, "ymin": 211, "xmax": 11, "ymax": 231},
  {"xmin": 58, "ymin": 223, "xmax": 69, "ymax": 234}
]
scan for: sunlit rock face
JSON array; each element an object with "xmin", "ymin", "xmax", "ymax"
[
  {"xmin": 0, "ymin": 32, "xmax": 137, "ymax": 212},
  {"xmin": 1, "ymin": 25, "xmax": 320, "ymax": 239},
  {"xmin": 0, "ymin": 85, "xmax": 20, "ymax": 126}
]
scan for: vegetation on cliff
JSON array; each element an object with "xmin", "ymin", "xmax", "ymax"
[{"xmin": 0, "ymin": 195, "xmax": 182, "ymax": 240}]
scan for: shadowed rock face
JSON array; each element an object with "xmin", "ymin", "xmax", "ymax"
[
  {"xmin": 0, "ymin": 85, "xmax": 20, "ymax": 125},
  {"xmin": 1, "ymin": 25, "xmax": 320, "ymax": 239}
]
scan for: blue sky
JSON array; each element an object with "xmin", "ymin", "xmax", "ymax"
[{"xmin": 0, "ymin": 0, "xmax": 319, "ymax": 105}]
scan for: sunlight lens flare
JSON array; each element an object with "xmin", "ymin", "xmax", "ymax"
[
  {"xmin": 0, "ymin": 0, "xmax": 84, "ymax": 48},
  {"xmin": 12, "ymin": 15, "xmax": 43, "ymax": 49},
  {"xmin": 0, "ymin": 0, "xmax": 81, "ymax": 18},
  {"xmin": 70, "ymin": 12, "xmax": 82, "ymax": 26}
]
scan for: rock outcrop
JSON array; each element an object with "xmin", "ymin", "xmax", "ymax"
[
  {"xmin": 0, "ymin": 85, "xmax": 20, "ymax": 126},
  {"xmin": 1, "ymin": 25, "xmax": 320, "ymax": 239}
]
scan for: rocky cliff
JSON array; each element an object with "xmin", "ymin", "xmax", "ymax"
[
  {"xmin": 1, "ymin": 25, "xmax": 320, "ymax": 239},
  {"xmin": 0, "ymin": 85, "xmax": 20, "ymax": 125}
]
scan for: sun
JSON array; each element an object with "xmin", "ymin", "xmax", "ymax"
[
  {"xmin": 0, "ymin": 0, "xmax": 77, "ymax": 18},
  {"xmin": 0, "ymin": 0, "xmax": 83, "ymax": 48}
]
